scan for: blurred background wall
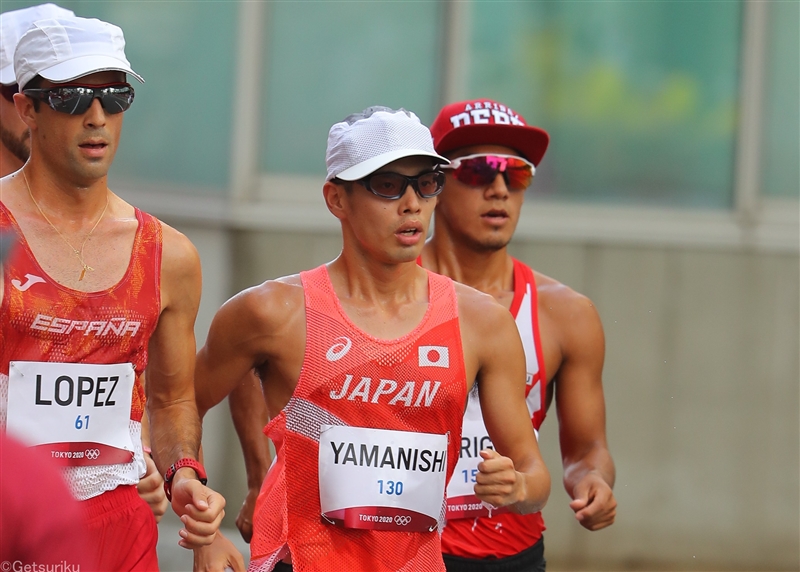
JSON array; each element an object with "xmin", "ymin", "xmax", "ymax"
[{"xmin": 2, "ymin": 1, "xmax": 797, "ymax": 570}]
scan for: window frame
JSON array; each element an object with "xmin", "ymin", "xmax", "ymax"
[{"xmin": 116, "ymin": 0, "xmax": 797, "ymax": 253}]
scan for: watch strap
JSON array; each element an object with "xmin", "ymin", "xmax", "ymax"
[{"xmin": 163, "ymin": 458, "xmax": 207, "ymax": 502}]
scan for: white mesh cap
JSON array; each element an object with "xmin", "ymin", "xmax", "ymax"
[
  {"xmin": 326, "ymin": 106, "xmax": 449, "ymax": 181},
  {"xmin": 14, "ymin": 16, "xmax": 144, "ymax": 91},
  {"xmin": 0, "ymin": 3, "xmax": 76, "ymax": 85}
]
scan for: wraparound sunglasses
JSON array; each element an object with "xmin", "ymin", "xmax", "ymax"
[
  {"xmin": 23, "ymin": 83, "xmax": 135, "ymax": 115},
  {"xmin": 442, "ymin": 153, "xmax": 536, "ymax": 191}
]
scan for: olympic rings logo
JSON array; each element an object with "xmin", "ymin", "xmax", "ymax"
[
  {"xmin": 85, "ymin": 448, "xmax": 100, "ymax": 460},
  {"xmin": 394, "ymin": 515, "xmax": 411, "ymax": 526}
]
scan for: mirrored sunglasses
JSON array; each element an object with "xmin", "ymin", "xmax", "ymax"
[
  {"xmin": 443, "ymin": 153, "xmax": 536, "ymax": 191},
  {"xmin": 22, "ymin": 83, "xmax": 135, "ymax": 115},
  {"xmin": 358, "ymin": 170, "xmax": 446, "ymax": 200}
]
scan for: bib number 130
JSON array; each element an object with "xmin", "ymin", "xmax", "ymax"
[{"xmin": 378, "ymin": 479, "xmax": 403, "ymax": 495}]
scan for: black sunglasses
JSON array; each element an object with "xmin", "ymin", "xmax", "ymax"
[
  {"xmin": 356, "ymin": 170, "xmax": 446, "ymax": 200},
  {"xmin": 22, "ymin": 83, "xmax": 135, "ymax": 115}
]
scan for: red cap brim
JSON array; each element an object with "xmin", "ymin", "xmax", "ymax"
[{"xmin": 435, "ymin": 123, "xmax": 550, "ymax": 167}]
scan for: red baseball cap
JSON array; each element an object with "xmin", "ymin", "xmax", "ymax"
[{"xmin": 430, "ymin": 99, "xmax": 550, "ymax": 166}]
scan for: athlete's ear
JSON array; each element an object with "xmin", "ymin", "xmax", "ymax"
[
  {"xmin": 323, "ymin": 180, "xmax": 347, "ymax": 221},
  {"xmin": 13, "ymin": 92, "xmax": 38, "ymax": 130}
]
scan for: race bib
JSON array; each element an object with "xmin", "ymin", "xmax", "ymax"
[
  {"xmin": 319, "ymin": 425, "xmax": 448, "ymax": 532},
  {"xmin": 6, "ymin": 361, "xmax": 136, "ymax": 466},
  {"xmin": 445, "ymin": 391, "xmax": 506, "ymax": 519},
  {"xmin": 446, "ymin": 390, "xmax": 539, "ymax": 520}
]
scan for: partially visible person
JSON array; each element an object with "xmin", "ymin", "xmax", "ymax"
[
  {"xmin": 0, "ymin": 3, "xmax": 74, "ymax": 177},
  {"xmin": 0, "ymin": 432, "xmax": 96, "ymax": 569},
  {"xmin": 194, "ymin": 106, "xmax": 550, "ymax": 571},
  {"xmin": 2, "ymin": 5, "xmax": 169, "ymax": 524},
  {"xmin": 0, "ymin": 234, "xmax": 93, "ymax": 568},
  {"xmin": 1, "ymin": 5, "xmax": 169, "ymax": 524},
  {"xmin": 424, "ymin": 98, "xmax": 616, "ymax": 571},
  {"xmin": 1, "ymin": 16, "xmax": 224, "ymax": 570},
  {"xmin": 0, "ymin": 234, "xmax": 92, "ymax": 566}
]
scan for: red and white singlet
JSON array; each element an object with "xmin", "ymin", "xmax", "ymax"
[
  {"xmin": 248, "ymin": 265, "xmax": 467, "ymax": 572},
  {"xmin": 442, "ymin": 258, "xmax": 548, "ymax": 559},
  {"xmin": 0, "ymin": 203, "xmax": 161, "ymax": 500}
]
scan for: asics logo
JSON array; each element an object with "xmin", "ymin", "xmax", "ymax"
[
  {"xmin": 394, "ymin": 515, "xmax": 411, "ymax": 526},
  {"xmin": 326, "ymin": 337, "xmax": 352, "ymax": 362},
  {"xmin": 11, "ymin": 273, "xmax": 45, "ymax": 292},
  {"xmin": 85, "ymin": 449, "xmax": 100, "ymax": 460}
]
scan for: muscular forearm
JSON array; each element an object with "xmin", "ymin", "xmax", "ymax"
[
  {"xmin": 229, "ymin": 379, "xmax": 272, "ymax": 489},
  {"xmin": 148, "ymin": 399, "xmax": 203, "ymax": 475}
]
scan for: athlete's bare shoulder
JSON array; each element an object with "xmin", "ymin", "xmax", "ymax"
[
  {"xmin": 453, "ymin": 280, "xmax": 509, "ymax": 323},
  {"xmin": 453, "ymin": 280, "xmax": 522, "ymax": 382},
  {"xmin": 195, "ymin": 274, "xmax": 306, "ymax": 415},
  {"xmin": 533, "ymin": 269, "xmax": 604, "ymax": 356},
  {"xmin": 214, "ymin": 274, "xmax": 305, "ymax": 345},
  {"xmin": 157, "ymin": 219, "xmax": 200, "ymax": 276},
  {"xmin": 154, "ymin": 220, "xmax": 202, "ymax": 314}
]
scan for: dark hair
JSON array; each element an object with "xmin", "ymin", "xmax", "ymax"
[
  {"xmin": 0, "ymin": 83, "xmax": 17, "ymax": 103},
  {"xmin": 331, "ymin": 178, "xmax": 354, "ymax": 194},
  {"xmin": 24, "ymin": 75, "xmax": 44, "ymax": 89},
  {"xmin": 23, "ymin": 75, "xmax": 44, "ymax": 111}
]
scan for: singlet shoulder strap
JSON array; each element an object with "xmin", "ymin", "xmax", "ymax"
[
  {"xmin": 509, "ymin": 257, "xmax": 534, "ymax": 318},
  {"xmin": 299, "ymin": 264, "xmax": 333, "ymax": 311},
  {"xmin": 424, "ymin": 267, "xmax": 458, "ymax": 318}
]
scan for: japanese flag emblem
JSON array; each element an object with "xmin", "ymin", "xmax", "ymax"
[{"xmin": 418, "ymin": 346, "xmax": 449, "ymax": 368}]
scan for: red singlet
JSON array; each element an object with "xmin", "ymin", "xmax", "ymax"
[
  {"xmin": 442, "ymin": 258, "xmax": 548, "ymax": 559},
  {"xmin": 0, "ymin": 202, "xmax": 162, "ymax": 570},
  {"xmin": 249, "ymin": 264, "xmax": 467, "ymax": 572}
]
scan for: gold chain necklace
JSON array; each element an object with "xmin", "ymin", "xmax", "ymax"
[{"xmin": 22, "ymin": 169, "xmax": 109, "ymax": 281}]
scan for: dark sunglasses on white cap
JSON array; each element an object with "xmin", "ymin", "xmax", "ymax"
[
  {"xmin": 345, "ymin": 170, "xmax": 446, "ymax": 200},
  {"xmin": 23, "ymin": 83, "xmax": 135, "ymax": 115}
]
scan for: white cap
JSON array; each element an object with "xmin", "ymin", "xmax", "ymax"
[
  {"xmin": 0, "ymin": 3, "xmax": 75, "ymax": 85},
  {"xmin": 326, "ymin": 106, "xmax": 449, "ymax": 181},
  {"xmin": 14, "ymin": 16, "xmax": 144, "ymax": 91}
]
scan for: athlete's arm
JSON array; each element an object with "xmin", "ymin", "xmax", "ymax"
[
  {"xmin": 194, "ymin": 278, "xmax": 301, "ymax": 420},
  {"xmin": 192, "ymin": 278, "xmax": 301, "ymax": 564},
  {"xmin": 458, "ymin": 285, "xmax": 551, "ymax": 514},
  {"xmin": 138, "ymin": 407, "xmax": 168, "ymax": 522},
  {"xmin": 228, "ymin": 373, "xmax": 272, "ymax": 543},
  {"xmin": 146, "ymin": 224, "xmax": 225, "ymax": 548},
  {"xmin": 548, "ymin": 287, "xmax": 616, "ymax": 530},
  {"xmin": 193, "ymin": 531, "xmax": 246, "ymax": 572}
]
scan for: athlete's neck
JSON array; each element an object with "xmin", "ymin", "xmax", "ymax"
[
  {"xmin": 328, "ymin": 251, "xmax": 426, "ymax": 306},
  {"xmin": 422, "ymin": 231, "xmax": 514, "ymax": 300},
  {"xmin": 0, "ymin": 144, "xmax": 25, "ymax": 178},
  {"xmin": 21, "ymin": 158, "xmax": 110, "ymax": 224}
]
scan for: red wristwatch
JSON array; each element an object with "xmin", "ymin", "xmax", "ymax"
[{"xmin": 163, "ymin": 458, "xmax": 208, "ymax": 502}]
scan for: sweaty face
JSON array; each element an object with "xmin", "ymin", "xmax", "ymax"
[
  {"xmin": 28, "ymin": 71, "xmax": 126, "ymax": 185},
  {"xmin": 435, "ymin": 144, "xmax": 527, "ymax": 252},
  {"xmin": 341, "ymin": 155, "xmax": 439, "ymax": 265},
  {"xmin": 0, "ymin": 90, "xmax": 30, "ymax": 164}
]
